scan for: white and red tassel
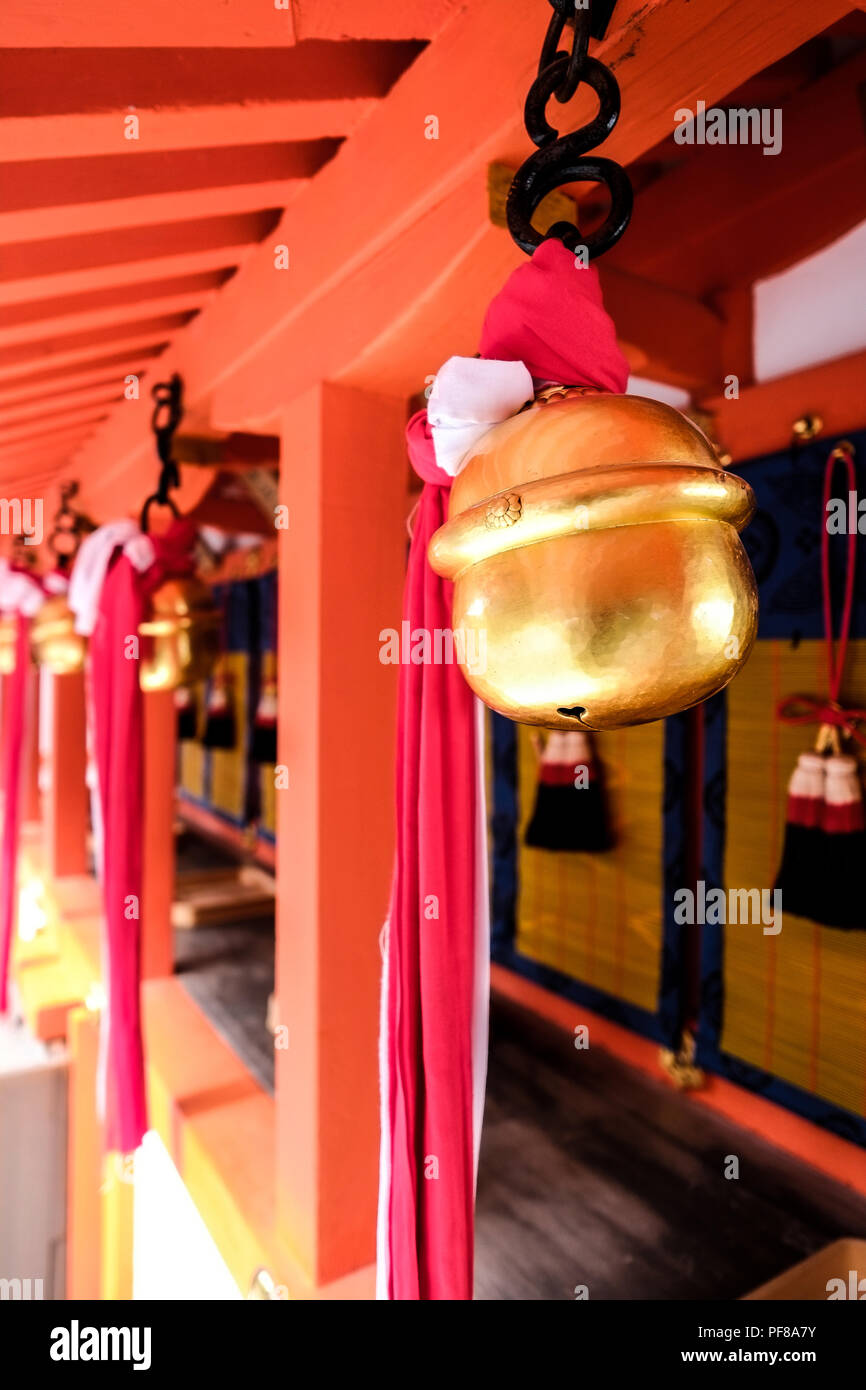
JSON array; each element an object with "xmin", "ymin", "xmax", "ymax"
[{"xmin": 251, "ymin": 679, "xmax": 277, "ymax": 765}]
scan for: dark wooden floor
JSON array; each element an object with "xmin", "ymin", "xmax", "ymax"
[
  {"xmin": 475, "ymin": 997, "xmax": 866, "ymax": 1300},
  {"xmin": 173, "ymin": 829, "xmax": 275, "ymax": 1093}
]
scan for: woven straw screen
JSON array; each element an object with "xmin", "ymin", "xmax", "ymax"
[
  {"xmin": 723, "ymin": 638, "xmax": 866, "ymax": 1117},
  {"xmin": 513, "ymin": 719, "xmax": 665, "ymax": 1015}
]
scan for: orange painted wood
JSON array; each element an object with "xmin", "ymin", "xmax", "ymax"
[
  {"xmin": 44, "ymin": 672, "xmax": 89, "ymax": 879},
  {"xmin": 601, "ymin": 267, "xmax": 723, "ymax": 391},
  {"xmin": 142, "ymin": 975, "xmax": 376, "ymax": 1298},
  {"xmin": 701, "ymin": 350, "xmax": 866, "ymax": 463},
  {"xmin": 275, "ymin": 385, "xmax": 406, "ymax": 1286},
  {"xmin": 0, "ymin": 407, "xmax": 111, "ymax": 447},
  {"xmin": 67, "ymin": 1006, "xmax": 103, "ymax": 1300},
  {"xmin": 605, "ymin": 45, "xmax": 866, "ymax": 297},
  {"xmin": 0, "ymin": 245, "xmax": 252, "ymax": 310},
  {"xmin": 141, "ymin": 689, "xmax": 176, "ymax": 981},
  {"xmin": 0, "ymin": 289, "xmax": 222, "ymax": 352},
  {"xmin": 0, "ymin": 383, "xmax": 123, "ymax": 428},
  {"xmin": 293, "ymin": 0, "xmax": 460, "ymax": 40},
  {"xmin": 0, "ymin": 332, "xmax": 176, "ymax": 387},
  {"xmin": 0, "ymin": 102, "xmax": 375, "ymax": 164},
  {"xmin": 0, "ymin": 182, "xmax": 301, "ymax": 246},
  {"xmin": 713, "ymin": 287, "xmax": 755, "ymax": 392},
  {"xmin": 491, "ymin": 963, "xmax": 866, "ymax": 1200},
  {"xmin": 3, "ymin": 0, "xmax": 300, "ymax": 45},
  {"xmin": 68, "ymin": 0, "xmax": 845, "ymax": 513},
  {"xmin": 4, "ymin": 0, "xmax": 453, "ymax": 45},
  {"xmin": 177, "ymin": 795, "xmax": 276, "ymax": 872}
]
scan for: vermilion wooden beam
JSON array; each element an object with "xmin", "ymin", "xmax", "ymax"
[
  {"xmin": 0, "ymin": 385, "xmax": 123, "ymax": 429},
  {"xmin": 605, "ymin": 45, "xmax": 866, "ymax": 297},
  {"xmin": 4, "ymin": 2, "xmax": 455, "ymax": 45},
  {"xmin": 0, "ymin": 333, "xmax": 171, "ymax": 386},
  {"xmin": 69, "ymin": 0, "xmax": 850, "ymax": 511},
  {"xmin": 0, "ymin": 183, "xmax": 296, "ymax": 245},
  {"xmin": 0, "ymin": 103, "xmax": 372, "ymax": 164},
  {"xmin": 291, "ymin": 0, "xmax": 460, "ymax": 40},
  {"xmin": 0, "ymin": 245, "xmax": 251, "ymax": 308},
  {"xmin": 4, "ymin": 0, "xmax": 300, "ymax": 45},
  {"xmin": 0, "ymin": 406, "xmax": 112, "ymax": 448},
  {"xmin": 0, "ymin": 361, "xmax": 159, "ymax": 408},
  {"xmin": 0, "ymin": 288, "xmax": 219, "ymax": 351},
  {"xmin": 275, "ymin": 384, "xmax": 406, "ymax": 1286},
  {"xmin": 701, "ymin": 349, "xmax": 866, "ymax": 463},
  {"xmin": 0, "ymin": 212, "xmax": 277, "ymax": 284}
]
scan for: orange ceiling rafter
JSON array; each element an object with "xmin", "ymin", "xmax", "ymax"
[
  {"xmin": 0, "ymin": 25, "xmax": 426, "ymax": 486},
  {"xmin": 606, "ymin": 43, "xmax": 866, "ymax": 297},
  {"xmin": 2, "ymin": 0, "xmax": 861, "ymax": 510},
  {"xmin": 4, "ymin": 0, "xmax": 459, "ymax": 46}
]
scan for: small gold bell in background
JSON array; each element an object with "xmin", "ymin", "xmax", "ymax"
[
  {"xmin": 31, "ymin": 595, "xmax": 86, "ymax": 675},
  {"xmin": 0, "ymin": 616, "xmax": 18, "ymax": 675},
  {"xmin": 428, "ymin": 390, "xmax": 758, "ymax": 731},
  {"xmin": 138, "ymin": 576, "xmax": 221, "ymax": 692}
]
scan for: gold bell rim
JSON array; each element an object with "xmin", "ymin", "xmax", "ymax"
[{"xmin": 429, "ymin": 461, "xmax": 755, "ymax": 581}]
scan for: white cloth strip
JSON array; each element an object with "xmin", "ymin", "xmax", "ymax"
[
  {"xmin": 428, "ymin": 356, "xmax": 533, "ymax": 478},
  {"xmin": 472, "ymin": 695, "xmax": 490, "ymax": 1190}
]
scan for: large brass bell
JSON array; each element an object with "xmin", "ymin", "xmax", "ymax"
[
  {"xmin": 428, "ymin": 389, "xmax": 758, "ymax": 730},
  {"xmin": 31, "ymin": 595, "xmax": 86, "ymax": 675},
  {"xmin": 138, "ymin": 576, "xmax": 221, "ymax": 692}
]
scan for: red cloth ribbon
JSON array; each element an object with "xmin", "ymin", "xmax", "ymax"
[
  {"xmin": 776, "ymin": 695, "xmax": 866, "ymax": 748},
  {"xmin": 382, "ymin": 241, "xmax": 628, "ymax": 1299},
  {"xmin": 776, "ymin": 442, "xmax": 862, "ymax": 744},
  {"xmin": 89, "ymin": 520, "xmax": 196, "ymax": 1153}
]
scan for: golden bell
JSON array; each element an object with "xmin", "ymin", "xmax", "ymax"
[
  {"xmin": 428, "ymin": 390, "xmax": 758, "ymax": 730},
  {"xmin": 138, "ymin": 576, "xmax": 221, "ymax": 692},
  {"xmin": 31, "ymin": 594, "xmax": 86, "ymax": 675},
  {"xmin": 0, "ymin": 615, "xmax": 18, "ymax": 675}
]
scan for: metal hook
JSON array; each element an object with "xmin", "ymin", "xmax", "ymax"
[
  {"xmin": 142, "ymin": 374, "xmax": 183, "ymax": 530},
  {"xmin": 507, "ymin": 0, "xmax": 632, "ymax": 260}
]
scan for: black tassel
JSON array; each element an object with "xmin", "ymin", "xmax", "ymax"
[
  {"xmin": 525, "ymin": 730, "xmax": 613, "ymax": 853},
  {"xmin": 175, "ymin": 687, "xmax": 197, "ymax": 741},
  {"xmin": 202, "ymin": 679, "xmax": 236, "ymax": 750},
  {"xmin": 251, "ymin": 680, "xmax": 277, "ymax": 764}
]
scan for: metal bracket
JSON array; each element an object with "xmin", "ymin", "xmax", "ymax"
[{"xmin": 589, "ymin": 0, "xmax": 618, "ymax": 42}]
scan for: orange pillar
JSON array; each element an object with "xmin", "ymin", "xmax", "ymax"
[
  {"xmin": 141, "ymin": 688, "xmax": 176, "ymax": 980},
  {"xmin": 44, "ymin": 671, "xmax": 89, "ymax": 878},
  {"xmin": 275, "ymin": 383, "xmax": 406, "ymax": 1288}
]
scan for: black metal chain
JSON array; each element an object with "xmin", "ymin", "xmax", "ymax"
[
  {"xmin": 141, "ymin": 375, "xmax": 183, "ymax": 531},
  {"xmin": 506, "ymin": 0, "xmax": 632, "ymax": 260},
  {"xmin": 48, "ymin": 480, "xmax": 86, "ymax": 569}
]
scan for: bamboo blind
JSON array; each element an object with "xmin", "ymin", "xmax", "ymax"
[
  {"xmin": 723, "ymin": 639, "xmax": 866, "ymax": 1117},
  {"xmin": 514, "ymin": 719, "xmax": 665, "ymax": 1014}
]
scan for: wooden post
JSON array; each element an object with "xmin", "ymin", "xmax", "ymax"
[
  {"xmin": 141, "ymin": 688, "xmax": 176, "ymax": 980},
  {"xmin": 101, "ymin": 1153, "xmax": 135, "ymax": 1301},
  {"xmin": 44, "ymin": 671, "xmax": 89, "ymax": 879},
  {"xmin": 67, "ymin": 1005, "xmax": 103, "ymax": 1299},
  {"xmin": 275, "ymin": 382, "xmax": 406, "ymax": 1288}
]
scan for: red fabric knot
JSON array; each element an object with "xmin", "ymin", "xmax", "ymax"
[{"xmin": 479, "ymin": 239, "xmax": 629, "ymax": 393}]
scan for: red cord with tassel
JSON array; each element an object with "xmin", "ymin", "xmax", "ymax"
[{"xmin": 775, "ymin": 442, "xmax": 866, "ymax": 929}]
